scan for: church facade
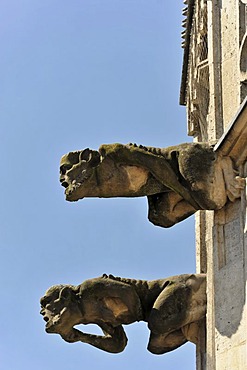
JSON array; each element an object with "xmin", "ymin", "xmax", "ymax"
[{"xmin": 180, "ymin": 1, "xmax": 247, "ymax": 369}]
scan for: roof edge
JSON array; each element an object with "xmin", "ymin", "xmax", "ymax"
[{"xmin": 179, "ymin": 0, "xmax": 195, "ymax": 106}]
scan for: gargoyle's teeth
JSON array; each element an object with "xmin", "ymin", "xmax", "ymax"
[
  {"xmin": 60, "ymin": 307, "xmax": 67, "ymax": 315},
  {"xmin": 65, "ymin": 172, "xmax": 91, "ymax": 196}
]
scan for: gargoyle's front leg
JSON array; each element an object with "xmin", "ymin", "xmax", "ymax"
[
  {"xmin": 100, "ymin": 144, "xmax": 199, "ymax": 210},
  {"xmin": 147, "ymin": 192, "xmax": 196, "ymax": 228},
  {"xmin": 60, "ymin": 324, "xmax": 128, "ymax": 354}
]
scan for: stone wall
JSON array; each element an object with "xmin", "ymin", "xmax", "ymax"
[
  {"xmin": 196, "ymin": 102, "xmax": 247, "ymax": 369},
  {"xmin": 183, "ymin": 0, "xmax": 247, "ymax": 140},
  {"xmin": 180, "ymin": 1, "xmax": 247, "ymax": 369}
]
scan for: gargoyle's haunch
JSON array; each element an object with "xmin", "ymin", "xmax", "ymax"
[
  {"xmin": 40, "ymin": 274, "xmax": 206, "ymax": 354},
  {"xmin": 60, "ymin": 142, "xmax": 244, "ymax": 227}
]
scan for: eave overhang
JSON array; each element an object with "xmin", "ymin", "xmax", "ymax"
[{"xmin": 180, "ymin": 0, "xmax": 195, "ymax": 106}]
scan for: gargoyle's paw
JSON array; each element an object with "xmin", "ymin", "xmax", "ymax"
[
  {"xmin": 227, "ymin": 176, "xmax": 246, "ymax": 201},
  {"xmin": 234, "ymin": 176, "xmax": 246, "ymax": 189}
]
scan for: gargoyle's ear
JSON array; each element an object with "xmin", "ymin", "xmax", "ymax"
[
  {"xmin": 59, "ymin": 286, "xmax": 72, "ymax": 300},
  {"xmin": 186, "ymin": 274, "xmax": 206, "ymax": 292},
  {"xmin": 80, "ymin": 149, "xmax": 100, "ymax": 167},
  {"xmin": 80, "ymin": 149, "xmax": 91, "ymax": 161}
]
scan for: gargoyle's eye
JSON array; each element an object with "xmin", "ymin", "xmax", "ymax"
[
  {"xmin": 40, "ymin": 290, "xmax": 59, "ymax": 307},
  {"xmin": 60, "ymin": 164, "xmax": 73, "ymax": 175},
  {"xmin": 40, "ymin": 297, "xmax": 50, "ymax": 307}
]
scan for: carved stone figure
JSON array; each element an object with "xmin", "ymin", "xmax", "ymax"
[
  {"xmin": 40, "ymin": 273, "xmax": 206, "ymax": 354},
  {"xmin": 60, "ymin": 142, "xmax": 244, "ymax": 227}
]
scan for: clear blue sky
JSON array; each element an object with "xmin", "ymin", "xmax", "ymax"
[{"xmin": 1, "ymin": 1, "xmax": 196, "ymax": 369}]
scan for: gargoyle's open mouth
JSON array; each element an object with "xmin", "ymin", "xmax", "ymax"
[
  {"xmin": 65, "ymin": 171, "xmax": 93, "ymax": 199},
  {"xmin": 43, "ymin": 314, "xmax": 62, "ymax": 332},
  {"xmin": 40, "ymin": 311, "xmax": 53, "ymax": 327},
  {"xmin": 61, "ymin": 181, "xmax": 69, "ymax": 188}
]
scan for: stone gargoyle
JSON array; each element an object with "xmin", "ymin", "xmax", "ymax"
[
  {"xmin": 40, "ymin": 273, "xmax": 206, "ymax": 354},
  {"xmin": 59, "ymin": 142, "xmax": 244, "ymax": 227}
]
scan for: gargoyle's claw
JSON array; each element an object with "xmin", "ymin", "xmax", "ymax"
[{"xmin": 234, "ymin": 176, "xmax": 245, "ymax": 189}]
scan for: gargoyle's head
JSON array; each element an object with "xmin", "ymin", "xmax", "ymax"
[
  {"xmin": 60, "ymin": 149, "xmax": 101, "ymax": 201},
  {"xmin": 40, "ymin": 285, "xmax": 81, "ymax": 335},
  {"xmin": 60, "ymin": 147, "xmax": 153, "ymax": 201}
]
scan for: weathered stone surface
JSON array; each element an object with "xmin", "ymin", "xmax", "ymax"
[
  {"xmin": 181, "ymin": 1, "xmax": 247, "ymax": 368},
  {"xmin": 40, "ymin": 273, "xmax": 206, "ymax": 354},
  {"xmin": 60, "ymin": 142, "xmax": 244, "ymax": 227},
  {"xmin": 194, "ymin": 101, "xmax": 247, "ymax": 370}
]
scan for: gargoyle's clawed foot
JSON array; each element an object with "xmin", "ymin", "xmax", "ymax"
[
  {"xmin": 234, "ymin": 176, "xmax": 246, "ymax": 189},
  {"xmin": 226, "ymin": 175, "xmax": 246, "ymax": 201}
]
